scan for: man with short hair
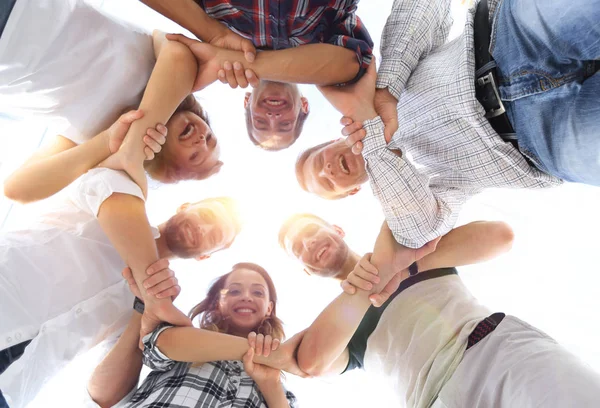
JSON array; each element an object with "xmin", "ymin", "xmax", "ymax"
[
  {"xmin": 142, "ymin": 0, "xmax": 374, "ymax": 150},
  {"xmin": 0, "ymin": 167, "xmax": 241, "ymax": 407},
  {"xmin": 279, "ymin": 213, "xmax": 515, "ymax": 286}
]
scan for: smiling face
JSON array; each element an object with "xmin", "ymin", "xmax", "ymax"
[
  {"xmin": 218, "ymin": 268, "xmax": 274, "ymax": 336},
  {"xmin": 164, "ymin": 199, "xmax": 239, "ymax": 259},
  {"xmin": 162, "ymin": 110, "xmax": 222, "ymax": 181},
  {"xmin": 244, "ymin": 81, "xmax": 309, "ymax": 150},
  {"xmin": 283, "ymin": 216, "xmax": 349, "ymax": 278},
  {"xmin": 299, "ymin": 139, "xmax": 368, "ymax": 199}
]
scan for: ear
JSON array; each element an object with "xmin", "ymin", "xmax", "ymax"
[
  {"xmin": 348, "ymin": 187, "xmax": 361, "ymax": 196},
  {"xmin": 195, "ymin": 254, "xmax": 211, "ymax": 261},
  {"xmin": 177, "ymin": 202, "xmax": 191, "ymax": 213},
  {"xmin": 244, "ymin": 92, "xmax": 252, "ymax": 109},
  {"xmin": 332, "ymin": 225, "xmax": 346, "ymax": 238},
  {"xmin": 266, "ymin": 301, "xmax": 274, "ymax": 316},
  {"xmin": 300, "ymin": 97, "xmax": 310, "ymax": 114}
]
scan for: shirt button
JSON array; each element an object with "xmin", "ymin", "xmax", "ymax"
[
  {"xmin": 15, "ymin": 333, "xmax": 22, "ymax": 341},
  {"xmin": 6, "ymin": 337, "xmax": 12, "ymax": 344},
  {"xmin": 76, "ymin": 308, "xmax": 82, "ymax": 315}
]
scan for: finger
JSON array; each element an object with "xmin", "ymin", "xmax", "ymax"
[
  {"xmin": 146, "ymin": 277, "xmax": 178, "ymax": 297},
  {"xmin": 255, "ymin": 333, "xmax": 264, "ymax": 356},
  {"xmin": 248, "ymin": 331, "xmax": 257, "ymax": 348},
  {"xmin": 263, "ymin": 335, "xmax": 273, "ymax": 357},
  {"xmin": 369, "ymin": 272, "xmax": 403, "ymax": 307},
  {"xmin": 223, "ymin": 61, "xmax": 238, "ymax": 89},
  {"xmin": 340, "ymin": 279, "xmax": 357, "ymax": 295},
  {"xmin": 145, "ymin": 127, "xmax": 167, "ymax": 146},
  {"xmin": 143, "ymin": 135, "xmax": 163, "ymax": 154},
  {"xmin": 243, "ymin": 348, "xmax": 255, "ymax": 372},
  {"xmin": 342, "ymin": 122, "xmax": 363, "ymax": 137},
  {"xmin": 272, "ymin": 338, "xmax": 281, "ymax": 351},
  {"xmin": 122, "ymin": 267, "xmax": 134, "ymax": 283},
  {"xmin": 165, "ymin": 33, "xmax": 195, "ymax": 47},
  {"xmin": 245, "ymin": 69, "xmax": 260, "ymax": 88},
  {"xmin": 156, "ymin": 123, "xmax": 168, "ymax": 138},
  {"xmin": 218, "ymin": 69, "xmax": 228, "ymax": 84},
  {"xmin": 242, "ymin": 40, "xmax": 256, "ymax": 63},
  {"xmin": 416, "ymin": 236, "xmax": 442, "ymax": 260},
  {"xmin": 146, "ymin": 259, "xmax": 170, "ymax": 276},
  {"xmin": 119, "ymin": 109, "xmax": 144, "ymax": 124},
  {"xmin": 143, "ymin": 147, "xmax": 155, "ymax": 161},
  {"xmin": 156, "ymin": 284, "xmax": 181, "ymax": 300},
  {"xmin": 347, "ymin": 274, "xmax": 373, "ymax": 291},
  {"xmin": 340, "ymin": 116, "xmax": 354, "ymax": 126},
  {"xmin": 351, "ymin": 141, "xmax": 364, "ymax": 155},
  {"xmin": 233, "ymin": 61, "xmax": 248, "ymax": 88},
  {"xmin": 366, "ymin": 57, "xmax": 378, "ymax": 77},
  {"xmin": 359, "ymin": 254, "xmax": 379, "ymax": 275},
  {"xmin": 143, "ymin": 268, "xmax": 175, "ymax": 290}
]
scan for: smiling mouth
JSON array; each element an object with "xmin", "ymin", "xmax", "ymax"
[
  {"xmin": 265, "ymin": 99, "xmax": 285, "ymax": 106},
  {"xmin": 339, "ymin": 155, "xmax": 350, "ymax": 175},
  {"xmin": 181, "ymin": 123, "xmax": 195, "ymax": 140},
  {"xmin": 233, "ymin": 307, "xmax": 256, "ymax": 316},
  {"xmin": 316, "ymin": 244, "xmax": 329, "ymax": 261}
]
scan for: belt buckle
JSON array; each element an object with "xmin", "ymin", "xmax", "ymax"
[{"xmin": 476, "ymin": 72, "xmax": 506, "ymax": 119}]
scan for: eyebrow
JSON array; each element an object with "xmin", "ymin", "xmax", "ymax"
[{"xmin": 228, "ymin": 282, "xmax": 267, "ymax": 290}]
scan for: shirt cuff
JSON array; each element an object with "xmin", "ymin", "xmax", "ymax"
[
  {"xmin": 361, "ymin": 116, "xmax": 388, "ymax": 158},
  {"xmin": 376, "ymin": 57, "xmax": 412, "ymax": 100}
]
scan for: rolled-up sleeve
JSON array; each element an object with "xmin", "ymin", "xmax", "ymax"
[
  {"xmin": 326, "ymin": 4, "xmax": 374, "ymax": 85},
  {"xmin": 141, "ymin": 324, "xmax": 177, "ymax": 372}
]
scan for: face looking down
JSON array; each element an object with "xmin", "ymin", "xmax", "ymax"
[
  {"xmin": 164, "ymin": 198, "xmax": 240, "ymax": 260},
  {"xmin": 298, "ymin": 139, "xmax": 368, "ymax": 199},
  {"xmin": 282, "ymin": 215, "xmax": 350, "ymax": 278},
  {"xmin": 245, "ymin": 81, "xmax": 309, "ymax": 150}
]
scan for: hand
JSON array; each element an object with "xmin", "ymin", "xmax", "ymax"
[
  {"xmin": 374, "ymin": 88, "xmax": 399, "ymax": 143},
  {"xmin": 217, "ymin": 61, "xmax": 259, "ymax": 89},
  {"xmin": 122, "ymin": 258, "xmax": 181, "ymax": 301},
  {"xmin": 140, "ymin": 301, "xmax": 192, "ymax": 343},
  {"xmin": 243, "ymin": 348, "xmax": 282, "ymax": 387},
  {"xmin": 266, "ymin": 330, "xmax": 310, "ymax": 378},
  {"xmin": 339, "ymin": 116, "xmax": 367, "ymax": 155},
  {"xmin": 247, "ymin": 332, "xmax": 281, "ymax": 358},
  {"xmin": 208, "ymin": 25, "xmax": 256, "ymax": 63},
  {"xmin": 340, "ymin": 253, "xmax": 380, "ymax": 294},
  {"xmin": 370, "ymin": 222, "xmax": 441, "ymax": 298},
  {"xmin": 105, "ymin": 110, "xmax": 168, "ymax": 160}
]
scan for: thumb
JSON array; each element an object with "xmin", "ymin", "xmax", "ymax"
[
  {"xmin": 121, "ymin": 266, "xmax": 133, "ymax": 282},
  {"xmin": 243, "ymin": 348, "xmax": 255, "ymax": 371},
  {"xmin": 119, "ymin": 109, "xmax": 144, "ymax": 124},
  {"xmin": 241, "ymin": 39, "xmax": 256, "ymax": 63},
  {"xmin": 366, "ymin": 58, "xmax": 378, "ymax": 77},
  {"xmin": 415, "ymin": 236, "xmax": 442, "ymax": 260},
  {"xmin": 340, "ymin": 280, "xmax": 357, "ymax": 295},
  {"xmin": 166, "ymin": 33, "xmax": 195, "ymax": 47}
]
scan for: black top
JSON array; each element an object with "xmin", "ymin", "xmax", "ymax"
[{"xmin": 344, "ymin": 267, "xmax": 458, "ymax": 373}]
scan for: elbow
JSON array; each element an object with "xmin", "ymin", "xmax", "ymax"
[
  {"xmin": 87, "ymin": 384, "xmax": 120, "ymax": 408},
  {"xmin": 297, "ymin": 342, "xmax": 328, "ymax": 377},
  {"xmin": 162, "ymin": 41, "xmax": 198, "ymax": 80},
  {"xmin": 490, "ymin": 221, "xmax": 515, "ymax": 254}
]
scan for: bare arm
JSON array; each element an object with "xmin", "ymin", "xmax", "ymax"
[
  {"xmin": 88, "ymin": 312, "xmax": 143, "ymax": 408},
  {"xmin": 417, "ymin": 221, "xmax": 514, "ymax": 272}
]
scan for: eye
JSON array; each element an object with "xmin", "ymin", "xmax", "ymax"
[
  {"xmin": 206, "ymin": 133, "xmax": 212, "ymax": 143},
  {"xmin": 228, "ymin": 289, "xmax": 241, "ymax": 296},
  {"xmin": 253, "ymin": 290, "xmax": 265, "ymax": 297}
]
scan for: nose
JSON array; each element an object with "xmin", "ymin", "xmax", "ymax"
[
  {"xmin": 266, "ymin": 111, "xmax": 282, "ymax": 119},
  {"xmin": 318, "ymin": 161, "xmax": 334, "ymax": 178},
  {"xmin": 193, "ymin": 133, "xmax": 207, "ymax": 146}
]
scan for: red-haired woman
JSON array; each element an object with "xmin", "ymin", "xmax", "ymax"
[{"xmin": 88, "ymin": 263, "xmax": 302, "ymax": 408}]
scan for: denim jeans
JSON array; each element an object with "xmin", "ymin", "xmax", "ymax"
[
  {"xmin": 0, "ymin": 340, "xmax": 31, "ymax": 408},
  {"xmin": 491, "ymin": 0, "xmax": 600, "ymax": 185},
  {"xmin": 0, "ymin": 0, "xmax": 16, "ymax": 40}
]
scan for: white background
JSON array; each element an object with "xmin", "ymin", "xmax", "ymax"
[{"xmin": 1, "ymin": 0, "xmax": 599, "ymax": 406}]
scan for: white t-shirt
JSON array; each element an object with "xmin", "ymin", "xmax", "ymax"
[
  {"xmin": 0, "ymin": 168, "xmax": 159, "ymax": 406},
  {"xmin": 364, "ymin": 274, "xmax": 490, "ymax": 408},
  {"xmin": 0, "ymin": 0, "xmax": 155, "ymax": 144}
]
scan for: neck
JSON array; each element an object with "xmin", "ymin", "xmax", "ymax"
[
  {"xmin": 156, "ymin": 223, "xmax": 175, "ymax": 259},
  {"xmin": 334, "ymin": 250, "xmax": 361, "ymax": 281}
]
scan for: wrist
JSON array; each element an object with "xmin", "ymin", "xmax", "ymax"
[
  {"xmin": 352, "ymin": 107, "xmax": 378, "ymax": 124},
  {"xmin": 204, "ymin": 18, "xmax": 227, "ymax": 43}
]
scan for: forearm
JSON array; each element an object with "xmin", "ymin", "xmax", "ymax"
[
  {"xmin": 4, "ymin": 134, "xmax": 108, "ymax": 204},
  {"xmin": 237, "ymin": 44, "xmax": 359, "ymax": 86},
  {"xmin": 298, "ymin": 292, "xmax": 371, "ymax": 376},
  {"xmin": 261, "ymin": 384, "xmax": 290, "ymax": 408},
  {"xmin": 418, "ymin": 221, "xmax": 515, "ymax": 271},
  {"xmin": 140, "ymin": 0, "xmax": 223, "ymax": 42},
  {"xmin": 88, "ymin": 312, "xmax": 143, "ymax": 408}
]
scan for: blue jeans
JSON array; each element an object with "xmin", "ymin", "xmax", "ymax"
[
  {"xmin": 0, "ymin": 0, "xmax": 16, "ymax": 40},
  {"xmin": 0, "ymin": 340, "xmax": 31, "ymax": 408},
  {"xmin": 491, "ymin": 0, "xmax": 600, "ymax": 185}
]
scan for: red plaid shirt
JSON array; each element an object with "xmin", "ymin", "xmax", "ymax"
[{"xmin": 196, "ymin": 0, "xmax": 373, "ymax": 83}]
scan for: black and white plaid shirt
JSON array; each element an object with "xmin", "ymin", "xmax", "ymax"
[
  {"xmin": 125, "ymin": 325, "xmax": 298, "ymax": 408},
  {"xmin": 363, "ymin": 0, "xmax": 561, "ymax": 248}
]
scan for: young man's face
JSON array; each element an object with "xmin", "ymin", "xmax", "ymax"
[
  {"xmin": 301, "ymin": 140, "xmax": 368, "ymax": 199},
  {"xmin": 244, "ymin": 81, "xmax": 309, "ymax": 149},
  {"xmin": 164, "ymin": 200, "xmax": 237, "ymax": 259},
  {"xmin": 283, "ymin": 217, "xmax": 349, "ymax": 278}
]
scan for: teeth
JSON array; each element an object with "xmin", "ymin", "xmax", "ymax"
[
  {"xmin": 317, "ymin": 246, "xmax": 327, "ymax": 260},
  {"xmin": 265, "ymin": 100, "xmax": 284, "ymax": 106},
  {"xmin": 235, "ymin": 308, "xmax": 254, "ymax": 313},
  {"xmin": 339, "ymin": 155, "xmax": 350, "ymax": 174}
]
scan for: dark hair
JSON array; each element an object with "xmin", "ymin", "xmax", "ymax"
[
  {"xmin": 245, "ymin": 104, "xmax": 310, "ymax": 151},
  {"xmin": 295, "ymin": 140, "xmax": 335, "ymax": 192},
  {"xmin": 144, "ymin": 94, "xmax": 213, "ymax": 182},
  {"xmin": 188, "ymin": 263, "xmax": 285, "ymax": 339},
  {"xmin": 278, "ymin": 213, "xmax": 329, "ymax": 251}
]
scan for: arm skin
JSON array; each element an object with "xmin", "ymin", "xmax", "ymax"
[
  {"xmin": 262, "ymin": 386, "xmax": 291, "ymax": 408},
  {"xmin": 88, "ymin": 312, "xmax": 143, "ymax": 408},
  {"xmin": 298, "ymin": 221, "xmax": 514, "ymax": 377},
  {"xmin": 105, "ymin": 31, "xmax": 198, "ymax": 195},
  {"xmin": 3, "ymin": 134, "xmax": 109, "ymax": 204},
  {"xmin": 140, "ymin": 0, "xmax": 225, "ymax": 43}
]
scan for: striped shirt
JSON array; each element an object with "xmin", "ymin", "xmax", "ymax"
[
  {"xmin": 125, "ymin": 325, "xmax": 298, "ymax": 408},
  {"xmin": 196, "ymin": 0, "xmax": 373, "ymax": 82},
  {"xmin": 363, "ymin": 0, "xmax": 561, "ymax": 249}
]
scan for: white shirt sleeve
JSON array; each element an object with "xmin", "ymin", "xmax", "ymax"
[{"xmin": 69, "ymin": 168, "xmax": 145, "ymax": 218}]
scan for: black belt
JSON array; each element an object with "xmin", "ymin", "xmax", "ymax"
[
  {"xmin": 473, "ymin": 0, "xmax": 517, "ymax": 145},
  {"xmin": 466, "ymin": 312, "xmax": 505, "ymax": 350}
]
